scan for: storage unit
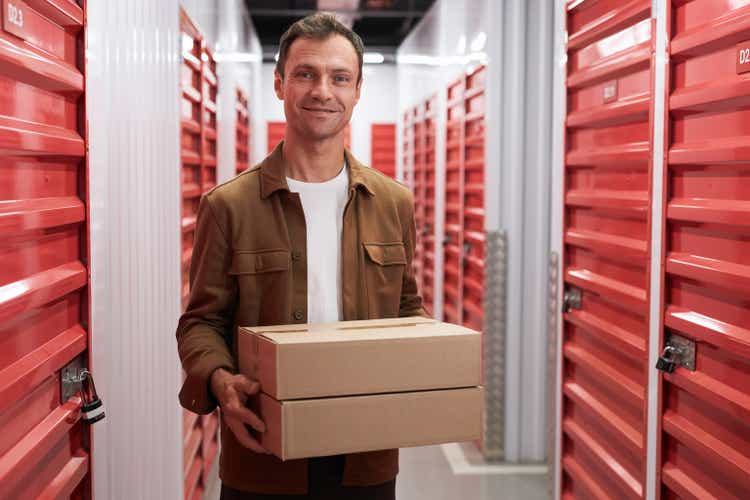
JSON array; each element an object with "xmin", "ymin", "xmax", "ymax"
[
  {"xmin": 421, "ymin": 96, "xmax": 437, "ymax": 315},
  {"xmin": 179, "ymin": 8, "xmax": 220, "ymax": 499},
  {"xmin": 559, "ymin": 1, "xmax": 654, "ymax": 497},
  {"xmin": 412, "ymin": 104, "xmax": 426, "ymax": 291},
  {"xmin": 461, "ymin": 66, "xmax": 486, "ymax": 333},
  {"xmin": 443, "ymin": 76, "xmax": 466, "ymax": 325},
  {"xmin": 236, "ymin": 87, "xmax": 250, "ymax": 174},
  {"xmin": 657, "ymin": 2, "xmax": 750, "ymax": 498},
  {"xmin": 370, "ymin": 123, "xmax": 396, "ymax": 178},
  {"xmin": 0, "ymin": 1, "xmax": 91, "ymax": 497}
]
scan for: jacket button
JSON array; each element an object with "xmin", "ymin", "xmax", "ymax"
[
  {"xmin": 292, "ymin": 250, "xmax": 302, "ymax": 261},
  {"xmin": 293, "ymin": 309, "xmax": 304, "ymax": 320}
]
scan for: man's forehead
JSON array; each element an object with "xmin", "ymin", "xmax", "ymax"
[{"xmin": 286, "ymin": 35, "xmax": 358, "ymax": 68}]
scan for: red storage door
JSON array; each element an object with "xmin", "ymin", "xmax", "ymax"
[
  {"xmin": 0, "ymin": 1, "xmax": 91, "ymax": 498},
  {"xmin": 422, "ymin": 96, "xmax": 437, "ymax": 315},
  {"xmin": 413, "ymin": 105, "xmax": 426, "ymax": 290},
  {"xmin": 657, "ymin": 2, "xmax": 750, "ymax": 497},
  {"xmin": 236, "ymin": 88, "xmax": 250, "ymax": 174},
  {"xmin": 267, "ymin": 121, "xmax": 286, "ymax": 153},
  {"xmin": 401, "ymin": 109, "xmax": 414, "ymax": 188},
  {"xmin": 202, "ymin": 46, "xmax": 218, "ymax": 193},
  {"xmin": 462, "ymin": 65, "xmax": 486, "ymax": 333},
  {"xmin": 370, "ymin": 123, "xmax": 396, "ymax": 178},
  {"xmin": 443, "ymin": 76, "xmax": 465, "ymax": 325},
  {"xmin": 560, "ymin": 1, "xmax": 653, "ymax": 498}
]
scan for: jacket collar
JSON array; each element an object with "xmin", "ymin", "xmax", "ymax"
[{"xmin": 260, "ymin": 140, "xmax": 376, "ymax": 199}]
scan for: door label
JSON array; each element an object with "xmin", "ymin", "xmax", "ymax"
[
  {"xmin": 2, "ymin": 0, "xmax": 28, "ymax": 41},
  {"xmin": 603, "ymin": 80, "xmax": 618, "ymax": 103},
  {"xmin": 737, "ymin": 41, "xmax": 750, "ymax": 74}
]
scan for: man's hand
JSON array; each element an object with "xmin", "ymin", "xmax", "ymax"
[{"xmin": 210, "ymin": 368, "xmax": 270, "ymax": 454}]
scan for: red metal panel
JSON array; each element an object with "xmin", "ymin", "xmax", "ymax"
[
  {"xmin": 657, "ymin": 2, "xmax": 750, "ymax": 498},
  {"xmin": 267, "ymin": 121, "xmax": 286, "ymax": 153},
  {"xmin": 236, "ymin": 87, "xmax": 250, "ymax": 174},
  {"xmin": 412, "ymin": 104, "xmax": 426, "ymax": 292},
  {"xmin": 0, "ymin": 0, "xmax": 89, "ymax": 497},
  {"xmin": 370, "ymin": 123, "xmax": 396, "ymax": 178},
  {"xmin": 201, "ymin": 45, "xmax": 218, "ymax": 193},
  {"xmin": 560, "ymin": 1, "xmax": 653, "ymax": 498},
  {"xmin": 421, "ymin": 95, "xmax": 437, "ymax": 315},
  {"xmin": 443, "ymin": 77, "xmax": 465, "ymax": 325},
  {"xmin": 462, "ymin": 65, "xmax": 485, "ymax": 333}
]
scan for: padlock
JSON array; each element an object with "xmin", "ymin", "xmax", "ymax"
[
  {"xmin": 655, "ymin": 346, "xmax": 677, "ymax": 374},
  {"xmin": 80, "ymin": 370, "xmax": 106, "ymax": 424}
]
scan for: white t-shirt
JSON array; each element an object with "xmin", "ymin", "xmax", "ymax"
[{"xmin": 286, "ymin": 164, "xmax": 349, "ymax": 323}]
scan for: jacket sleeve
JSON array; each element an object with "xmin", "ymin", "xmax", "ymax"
[
  {"xmin": 176, "ymin": 193, "xmax": 238, "ymax": 415},
  {"xmin": 398, "ymin": 190, "xmax": 430, "ymax": 319}
]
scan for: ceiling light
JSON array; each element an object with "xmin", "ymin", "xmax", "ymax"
[{"xmin": 363, "ymin": 52, "xmax": 385, "ymax": 64}]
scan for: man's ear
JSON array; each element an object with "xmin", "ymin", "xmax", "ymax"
[
  {"xmin": 354, "ymin": 78, "xmax": 362, "ymax": 105},
  {"xmin": 274, "ymin": 70, "xmax": 284, "ymax": 100}
]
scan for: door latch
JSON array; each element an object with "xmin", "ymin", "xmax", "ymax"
[
  {"xmin": 562, "ymin": 286, "xmax": 582, "ymax": 312},
  {"xmin": 61, "ymin": 356, "xmax": 106, "ymax": 424},
  {"xmin": 655, "ymin": 333, "xmax": 696, "ymax": 373}
]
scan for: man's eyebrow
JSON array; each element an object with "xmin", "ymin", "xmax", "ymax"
[{"xmin": 290, "ymin": 64, "xmax": 318, "ymax": 72}]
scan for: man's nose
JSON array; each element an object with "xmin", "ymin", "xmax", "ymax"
[{"xmin": 310, "ymin": 76, "xmax": 334, "ymax": 101}]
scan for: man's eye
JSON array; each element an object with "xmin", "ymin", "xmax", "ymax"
[
  {"xmin": 298, "ymin": 71, "xmax": 313, "ymax": 79},
  {"xmin": 334, "ymin": 75, "xmax": 350, "ymax": 83}
]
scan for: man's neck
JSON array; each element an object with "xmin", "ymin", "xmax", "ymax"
[{"xmin": 283, "ymin": 130, "xmax": 346, "ymax": 182}]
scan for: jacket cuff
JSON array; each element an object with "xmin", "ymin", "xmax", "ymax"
[{"xmin": 179, "ymin": 352, "xmax": 235, "ymax": 415}]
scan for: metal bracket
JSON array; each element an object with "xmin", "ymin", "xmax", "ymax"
[
  {"xmin": 562, "ymin": 286, "xmax": 582, "ymax": 312},
  {"xmin": 665, "ymin": 333, "xmax": 696, "ymax": 372},
  {"xmin": 61, "ymin": 354, "xmax": 87, "ymax": 403}
]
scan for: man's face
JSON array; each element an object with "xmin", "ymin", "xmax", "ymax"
[{"xmin": 275, "ymin": 34, "xmax": 361, "ymax": 142}]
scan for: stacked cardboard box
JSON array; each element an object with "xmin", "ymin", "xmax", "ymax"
[{"xmin": 238, "ymin": 316, "xmax": 483, "ymax": 460}]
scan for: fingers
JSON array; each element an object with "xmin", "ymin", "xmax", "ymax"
[
  {"xmin": 235, "ymin": 375, "xmax": 261, "ymax": 396},
  {"xmin": 223, "ymin": 401, "xmax": 266, "ymax": 433},
  {"xmin": 225, "ymin": 415, "xmax": 270, "ymax": 454}
]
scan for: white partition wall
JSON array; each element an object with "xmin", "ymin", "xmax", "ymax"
[{"xmin": 87, "ymin": 1, "xmax": 184, "ymax": 498}]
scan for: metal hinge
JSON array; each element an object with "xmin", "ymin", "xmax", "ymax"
[{"xmin": 562, "ymin": 286, "xmax": 582, "ymax": 312}]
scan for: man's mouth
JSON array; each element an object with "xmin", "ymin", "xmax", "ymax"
[{"xmin": 302, "ymin": 106, "xmax": 338, "ymax": 113}]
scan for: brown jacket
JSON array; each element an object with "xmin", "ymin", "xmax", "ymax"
[{"xmin": 176, "ymin": 143, "xmax": 426, "ymax": 494}]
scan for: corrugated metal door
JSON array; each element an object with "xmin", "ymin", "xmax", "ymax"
[
  {"xmin": 422, "ymin": 96, "xmax": 437, "ymax": 315},
  {"xmin": 236, "ymin": 87, "xmax": 250, "ymax": 174},
  {"xmin": 201, "ymin": 46, "xmax": 218, "ymax": 193},
  {"xmin": 180, "ymin": 11, "xmax": 204, "ymax": 500},
  {"xmin": 0, "ymin": 0, "xmax": 91, "ymax": 498},
  {"xmin": 443, "ymin": 76, "xmax": 465, "ymax": 325},
  {"xmin": 413, "ymin": 105, "xmax": 426, "ymax": 291},
  {"xmin": 560, "ymin": 0, "xmax": 653, "ymax": 497},
  {"xmin": 267, "ymin": 121, "xmax": 286, "ymax": 153},
  {"xmin": 370, "ymin": 123, "xmax": 396, "ymax": 179},
  {"xmin": 462, "ymin": 65, "xmax": 486, "ymax": 333},
  {"xmin": 657, "ymin": 1, "xmax": 750, "ymax": 497}
]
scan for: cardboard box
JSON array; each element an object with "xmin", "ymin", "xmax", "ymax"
[
  {"xmin": 238, "ymin": 317, "xmax": 482, "ymax": 400},
  {"xmin": 256, "ymin": 386, "xmax": 484, "ymax": 460}
]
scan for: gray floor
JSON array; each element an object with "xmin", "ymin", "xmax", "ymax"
[
  {"xmin": 205, "ymin": 445, "xmax": 550, "ymax": 500},
  {"xmin": 397, "ymin": 445, "xmax": 550, "ymax": 500}
]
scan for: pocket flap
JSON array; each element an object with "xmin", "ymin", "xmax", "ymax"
[
  {"xmin": 363, "ymin": 242, "xmax": 407, "ymax": 266},
  {"xmin": 229, "ymin": 250, "xmax": 290, "ymax": 275}
]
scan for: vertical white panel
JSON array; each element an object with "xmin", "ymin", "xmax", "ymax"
[
  {"xmin": 519, "ymin": 0, "xmax": 553, "ymax": 462},
  {"xmin": 551, "ymin": 0, "xmax": 568, "ymax": 495},
  {"xmin": 500, "ymin": 0, "xmax": 526, "ymax": 463},
  {"xmin": 646, "ymin": 1, "xmax": 668, "ymax": 499},
  {"xmin": 87, "ymin": 1, "xmax": 183, "ymax": 499}
]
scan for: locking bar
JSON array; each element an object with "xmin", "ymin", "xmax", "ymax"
[
  {"xmin": 562, "ymin": 286, "xmax": 582, "ymax": 312},
  {"xmin": 61, "ymin": 354, "xmax": 87, "ymax": 402},
  {"xmin": 664, "ymin": 333, "xmax": 696, "ymax": 371}
]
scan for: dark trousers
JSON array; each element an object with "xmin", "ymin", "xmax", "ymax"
[{"xmin": 219, "ymin": 455, "xmax": 397, "ymax": 500}]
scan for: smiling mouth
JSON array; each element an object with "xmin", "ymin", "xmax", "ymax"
[{"xmin": 302, "ymin": 107, "xmax": 338, "ymax": 113}]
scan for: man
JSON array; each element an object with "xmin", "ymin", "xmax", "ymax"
[{"xmin": 176, "ymin": 13, "xmax": 425, "ymax": 500}]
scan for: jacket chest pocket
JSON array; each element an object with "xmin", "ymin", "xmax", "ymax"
[
  {"xmin": 363, "ymin": 242, "xmax": 405, "ymax": 316},
  {"xmin": 229, "ymin": 249, "xmax": 290, "ymax": 324}
]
